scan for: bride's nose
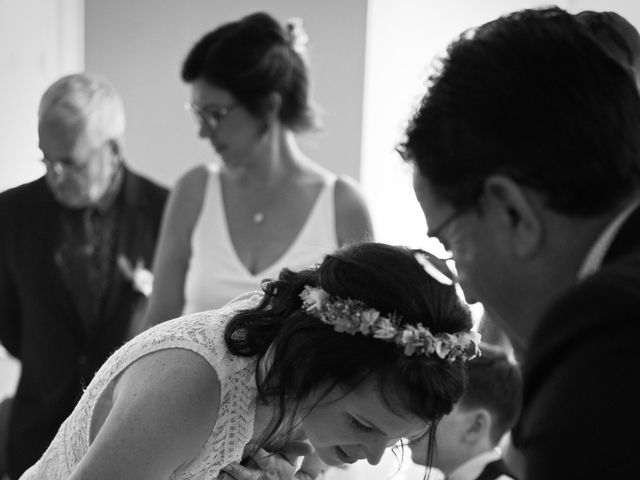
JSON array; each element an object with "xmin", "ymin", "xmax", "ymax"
[{"xmin": 364, "ymin": 437, "xmax": 396, "ymax": 465}]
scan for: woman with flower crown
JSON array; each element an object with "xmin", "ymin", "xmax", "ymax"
[
  {"xmin": 141, "ymin": 11, "xmax": 373, "ymax": 331},
  {"xmin": 20, "ymin": 242, "xmax": 479, "ymax": 479}
]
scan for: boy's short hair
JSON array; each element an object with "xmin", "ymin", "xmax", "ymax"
[{"xmin": 460, "ymin": 344, "xmax": 522, "ymax": 445}]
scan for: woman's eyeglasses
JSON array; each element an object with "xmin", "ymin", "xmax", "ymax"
[{"xmin": 184, "ymin": 102, "xmax": 238, "ymax": 128}]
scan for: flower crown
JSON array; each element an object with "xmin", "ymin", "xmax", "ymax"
[{"xmin": 299, "ymin": 286, "xmax": 481, "ymax": 362}]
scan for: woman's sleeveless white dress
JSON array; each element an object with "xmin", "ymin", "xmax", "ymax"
[
  {"xmin": 20, "ymin": 293, "xmax": 261, "ymax": 479},
  {"xmin": 183, "ymin": 163, "xmax": 338, "ymax": 313}
]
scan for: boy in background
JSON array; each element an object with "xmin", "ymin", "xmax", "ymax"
[{"xmin": 410, "ymin": 344, "xmax": 522, "ymax": 480}]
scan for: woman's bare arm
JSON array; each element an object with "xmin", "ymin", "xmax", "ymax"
[
  {"xmin": 334, "ymin": 176, "xmax": 374, "ymax": 245},
  {"xmin": 69, "ymin": 348, "xmax": 221, "ymax": 480},
  {"xmin": 142, "ymin": 165, "xmax": 208, "ymax": 329}
]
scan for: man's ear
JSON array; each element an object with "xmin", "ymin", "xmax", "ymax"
[
  {"xmin": 483, "ymin": 175, "xmax": 543, "ymax": 259},
  {"xmin": 106, "ymin": 139, "xmax": 123, "ymax": 166},
  {"xmin": 461, "ymin": 408, "xmax": 492, "ymax": 446}
]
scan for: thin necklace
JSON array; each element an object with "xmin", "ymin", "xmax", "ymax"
[
  {"xmin": 250, "ymin": 182, "xmax": 281, "ymax": 225},
  {"xmin": 232, "ymin": 169, "xmax": 288, "ymax": 225}
]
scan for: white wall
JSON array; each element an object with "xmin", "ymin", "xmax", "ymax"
[
  {"xmin": 0, "ymin": 0, "xmax": 83, "ymax": 400},
  {"xmin": 84, "ymin": 0, "xmax": 368, "ymax": 188},
  {"xmin": 567, "ymin": 0, "xmax": 640, "ymax": 28},
  {"xmin": 361, "ymin": 0, "xmax": 574, "ymax": 250},
  {"xmin": 0, "ymin": 0, "xmax": 83, "ymax": 192},
  {"xmin": 361, "ymin": 0, "xmax": 640, "ymax": 249}
]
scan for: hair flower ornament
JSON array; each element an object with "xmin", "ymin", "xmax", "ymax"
[
  {"xmin": 285, "ymin": 17, "xmax": 309, "ymax": 54},
  {"xmin": 299, "ymin": 286, "xmax": 480, "ymax": 362}
]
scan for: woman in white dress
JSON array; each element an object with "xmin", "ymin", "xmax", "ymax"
[
  {"xmin": 142, "ymin": 12, "xmax": 373, "ymax": 327},
  {"xmin": 20, "ymin": 242, "xmax": 480, "ymax": 480}
]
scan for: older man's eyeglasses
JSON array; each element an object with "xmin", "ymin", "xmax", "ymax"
[
  {"xmin": 185, "ymin": 102, "xmax": 238, "ymax": 128},
  {"xmin": 41, "ymin": 142, "xmax": 109, "ymax": 177},
  {"xmin": 42, "ymin": 157, "xmax": 88, "ymax": 176}
]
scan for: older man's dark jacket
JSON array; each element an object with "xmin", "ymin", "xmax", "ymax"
[{"xmin": 0, "ymin": 167, "xmax": 168, "ymax": 478}]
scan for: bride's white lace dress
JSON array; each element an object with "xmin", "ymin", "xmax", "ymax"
[{"xmin": 20, "ymin": 294, "xmax": 261, "ymax": 479}]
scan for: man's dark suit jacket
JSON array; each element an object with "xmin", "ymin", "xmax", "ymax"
[
  {"xmin": 0, "ymin": 167, "xmax": 168, "ymax": 478},
  {"xmin": 518, "ymin": 207, "xmax": 640, "ymax": 479}
]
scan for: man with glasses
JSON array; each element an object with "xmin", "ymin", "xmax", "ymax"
[
  {"xmin": 0, "ymin": 73, "xmax": 168, "ymax": 479},
  {"xmin": 399, "ymin": 7, "xmax": 640, "ymax": 480}
]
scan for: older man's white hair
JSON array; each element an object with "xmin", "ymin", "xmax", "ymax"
[{"xmin": 38, "ymin": 72, "xmax": 126, "ymax": 145}]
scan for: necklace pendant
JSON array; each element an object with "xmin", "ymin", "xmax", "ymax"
[{"xmin": 253, "ymin": 212, "xmax": 264, "ymax": 224}]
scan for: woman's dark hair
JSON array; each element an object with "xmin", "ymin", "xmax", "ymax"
[
  {"xmin": 225, "ymin": 242, "xmax": 473, "ymax": 465},
  {"xmin": 182, "ymin": 11, "xmax": 317, "ymax": 132}
]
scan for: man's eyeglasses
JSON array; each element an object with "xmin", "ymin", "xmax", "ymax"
[
  {"xmin": 41, "ymin": 142, "xmax": 109, "ymax": 176},
  {"xmin": 428, "ymin": 206, "xmax": 470, "ymax": 239},
  {"xmin": 42, "ymin": 157, "xmax": 89, "ymax": 176},
  {"xmin": 185, "ymin": 102, "xmax": 238, "ymax": 128}
]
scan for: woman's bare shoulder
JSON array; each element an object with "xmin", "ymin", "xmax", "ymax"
[
  {"xmin": 174, "ymin": 163, "xmax": 212, "ymax": 203},
  {"xmin": 334, "ymin": 175, "xmax": 374, "ymax": 244},
  {"xmin": 71, "ymin": 348, "xmax": 221, "ymax": 479},
  {"xmin": 164, "ymin": 163, "xmax": 214, "ymax": 234}
]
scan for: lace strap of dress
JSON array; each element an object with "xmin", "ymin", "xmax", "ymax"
[{"xmin": 66, "ymin": 293, "xmax": 262, "ymax": 479}]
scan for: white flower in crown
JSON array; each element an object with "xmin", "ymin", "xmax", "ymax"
[
  {"xmin": 422, "ymin": 332, "xmax": 436, "ymax": 356},
  {"xmin": 457, "ymin": 331, "xmax": 483, "ymax": 358},
  {"xmin": 399, "ymin": 324, "xmax": 431, "ymax": 356},
  {"xmin": 359, "ymin": 309, "xmax": 380, "ymax": 334},
  {"xmin": 372, "ymin": 317, "xmax": 397, "ymax": 340},
  {"xmin": 400, "ymin": 327, "xmax": 418, "ymax": 346},
  {"xmin": 435, "ymin": 333, "xmax": 455, "ymax": 359},
  {"xmin": 400, "ymin": 328, "xmax": 418, "ymax": 356},
  {"xmin": 300, "ymin": 286, "xmax": 329, "ymax": 313},
  {"xmin": 333, "ymin": 315, "xmax": 354, "ymax": 334}
]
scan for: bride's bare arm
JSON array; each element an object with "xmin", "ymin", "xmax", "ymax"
[{"xmin": 69, "ymin": 348, "xmax": 221, "ymax": 480}]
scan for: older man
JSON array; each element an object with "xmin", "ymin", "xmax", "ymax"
[
  {"xmin": 0, "ymin": 73, "xmax": 168, "ymax": 478},
  {"xmin": 399, "ymin": 7, "xmax": 640, "ymax": 479}
]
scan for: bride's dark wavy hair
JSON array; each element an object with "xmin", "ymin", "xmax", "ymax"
[{"xmin": 224, "ymin": 242, "xmax": 472, "ymax": 465}]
